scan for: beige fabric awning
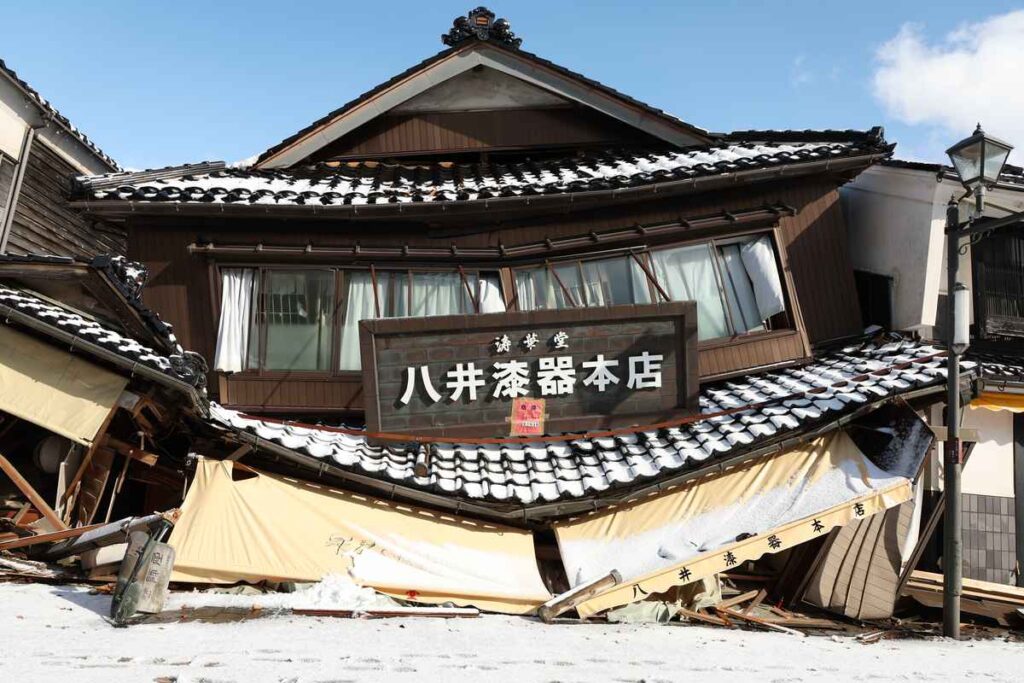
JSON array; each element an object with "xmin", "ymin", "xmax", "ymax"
[
  {"xmin": 169, "ymin": 459, "xmax": 552, "ymax": 615},
  {"xmin": 972, "ymin": 392, "xmax": 1024, "ymax": 413},
  {"xmin": 0, "ymin": 325, "xmax": 126, "ymax": 445},
  {"xmin": 554, "ymin": 431, "xmax": 914, "ymax": 617}
]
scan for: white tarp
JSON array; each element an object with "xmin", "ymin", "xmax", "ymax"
[{"xmin": 554, "ymin": 431, "xmax": 915, "ymax": 616}]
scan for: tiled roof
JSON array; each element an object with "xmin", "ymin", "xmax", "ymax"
[
  {"xmin": 78, "ymin": 137, "xmax": 890, "ymax": 208},
  {"xmin": 0, "ymin": 281, "xmax": 207, "ymax": 389},
  {"xmin": 0, "ymin": 59, "xmax": 119, "ymax": 171},
  {"xmin": 970, "ymin": 349, "xmax": 1024, "ymax": 385},
  {"xmin": 210, "ymin": 337, "xmax": 960, "ymax": 511}
]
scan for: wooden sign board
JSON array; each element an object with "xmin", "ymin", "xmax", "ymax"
[{"xmin": 359, "ymin": 301, "xmax": 699, "ymax": 438}]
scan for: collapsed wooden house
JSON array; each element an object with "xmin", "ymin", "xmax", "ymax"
[
  {"xmin": 0, "ymin": 8, "xmax": 1004, "ymax": 624},
  {"xmin": 0, "ymin": 255, "xmax": 204, "ymax": 554}
]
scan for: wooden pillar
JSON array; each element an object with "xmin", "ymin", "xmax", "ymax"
[{"xmin": 1013, "ymin": 413, "xmax": 1024, "ymax": 588}]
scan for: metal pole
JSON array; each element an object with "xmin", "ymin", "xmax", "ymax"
[
  {"xmin": 943, "ymin": 197, "xmax": 962, "ymax": 639},
  {"xmin": 1014, "ymin": 412, "xmax": 1024, "ymax": 588}
]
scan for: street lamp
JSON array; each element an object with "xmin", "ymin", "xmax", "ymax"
[
  {"xmin": 947, "ymin": 124, "xmax": 1014, "ymax": 213},
  {"xmin": 942, "ymin": 124, "xmax": 1013, "ymax": 639}
]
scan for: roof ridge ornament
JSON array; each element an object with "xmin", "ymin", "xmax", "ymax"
[{"xmin": 442, "ymin": 7, "xmax": 522, "ymax": 49}]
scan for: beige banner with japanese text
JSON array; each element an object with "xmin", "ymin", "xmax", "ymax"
[{"xmin": 169, "ymin": 459, "xmax": 551, "ymax": 614}]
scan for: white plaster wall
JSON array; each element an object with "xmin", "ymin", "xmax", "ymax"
[
  {"xmin": 842, "ymin": 165, "xmax": 945, "ymax": 332},
  {"xmin": 0, "ymin": 97, "xmax": 27, "ymax": 160},
  {"xmin": 961, "ymin": 407, "xmax": 1015, "ymax": 498}
]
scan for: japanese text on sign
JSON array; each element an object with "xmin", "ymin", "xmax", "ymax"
[{"xmin": 397, "ymin": 331, "xmax": 663, "ymax": 406}]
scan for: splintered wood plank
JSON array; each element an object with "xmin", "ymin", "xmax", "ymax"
[
  {"xmin": 714, "ymin": 589, "xmax": 761, "ymax": 611},
  {"xmin": 676, "ymin": 607, "xmax": 730, "ymax": 627},
  {"xmin": 75, "ymin": 448, "xmax": 115, "ymax": 526}
]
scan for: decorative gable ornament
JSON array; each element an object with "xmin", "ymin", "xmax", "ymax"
[{"xmin": 442, "ymin": 7, "xmax": 522, "ymax": 49}]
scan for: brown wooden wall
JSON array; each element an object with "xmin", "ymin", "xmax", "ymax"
[
  {"xmin": 127, "ymin": 174, "xmax": 863, "ymax": 415},
  {"xmin": 311, "ymin": 106, "xmax": 660, "ymax": 161},
  {"xmin": 7, "ymin": 141, "xmax": 126, "ymax": 258}
]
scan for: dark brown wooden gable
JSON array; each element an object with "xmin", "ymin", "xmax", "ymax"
[
  {"xmin": 308, "ymin": 105, "xmax": 664, "ymax": 162},
  {"xmin": 7, "ymin": 141, "xmax": 126, "ymax": 258}
]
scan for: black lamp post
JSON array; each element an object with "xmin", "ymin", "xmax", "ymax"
[{"xmin": 942, "ymin": 124, "xmax": 1013, "ymax": 639}]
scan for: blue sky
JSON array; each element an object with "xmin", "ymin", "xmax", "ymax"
[{"xmin": 4, "ymin": 1, "xmax": 1023, "ymax": 169}]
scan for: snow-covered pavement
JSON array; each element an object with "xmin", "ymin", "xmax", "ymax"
[{"xmin": 2, "ymin": 582, "xmax": 1023, "ymax": 682}]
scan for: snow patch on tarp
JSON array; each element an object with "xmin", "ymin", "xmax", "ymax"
[{"xmin": 554, "ymin": 430, "xmax": 916, "ymax": 616}]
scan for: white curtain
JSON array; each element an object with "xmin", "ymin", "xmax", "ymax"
[
  {"xmin": 514, "ymin": 267, "xmax": 551, "ymax": 310},
  {"xmin": 719, "ymin": 244, "xmax": 764, "ymax": 333},
  {"xmin": 647, "ymin": 244, "xmax": 729, "ymax": 340},
  {"xmin": 741, "ymin": 235, "xmax": 786, "ymax": 321},
  {"xmin": 339, "ymin": 272, "xmax": 391, "ymax": 371},
  {"xmin": 213, "ymin": 268, "xmax": 256, "ymax": 373},
  {"xmin": 479, "ymin": 274, "xmax": 506, "ymax": 313},
  {"xmin": 395, "ymin": 272, "xmax": 467, "ymax": 318},
  {"xmin": 581, "ymin": 256, "xmax": 651, "ymax": 306}
]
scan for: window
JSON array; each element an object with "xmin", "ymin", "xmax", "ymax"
[
  {"xmin": 513, "ymin": 233, "xmax": 789, "ymax": 341},
  {"xmin": 854, "ymin": 270, "xmax": 894, "ymax": 331},
  {"xmin": 514, "ymin": 254, "xmax": 651, "ymax": 310},
  {"xmin": 214, "ymin": 267, "xmax": 504, "ymax": 373},
  {"xmin": 211, "ymin": 232, "xmax": 790, "ymax": 374},
  {"xmin": 264, "ymin": 270, "xmax": 335, "ymax": 371}
]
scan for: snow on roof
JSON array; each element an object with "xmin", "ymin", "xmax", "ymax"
[
  {"xmin": 77, "ymin": 136, "xmax": 890, "ymax": 209},
  {"xmin": 0, "ymin": 278, "xmax": 205, "ymax": 389},
  {"xmin": 209, "ymin": 336, "xmax": 963, "ymax": 512}
]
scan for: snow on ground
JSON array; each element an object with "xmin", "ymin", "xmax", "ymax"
[{"xmin": 2, "ymin": 581, "xmax": 1024, "ymax": 683}]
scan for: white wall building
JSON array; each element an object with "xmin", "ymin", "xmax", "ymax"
[{"xmin": 843, "ymin": 159, "xmax": 1024, "ymax": 584}]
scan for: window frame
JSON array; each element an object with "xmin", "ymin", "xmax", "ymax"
[
  {"xmin": 224, "ymin": 264, "xmax": 490, "ymax": 377},
  {"xmin": 508, "ymin": 228, "xmax": 795, "ymax": 344},
  {"xmin": 213, "ymin": 227, "xmax": 797, "ymax": 377}
]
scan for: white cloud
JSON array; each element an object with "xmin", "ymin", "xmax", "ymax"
[
  {"xmin": 790, "ymin": 54, "xmax": 812, "ymax": 87},
  {"xmin": 873, "ymin": 10, "xmax": 1024, "ymax": 163}
]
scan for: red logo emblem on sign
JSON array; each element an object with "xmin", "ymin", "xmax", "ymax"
[{"xmin": 510, "ymin": 397, "xmax": 546, "ymax": 436}]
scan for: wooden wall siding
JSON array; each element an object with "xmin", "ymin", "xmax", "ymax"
[
  {"xmin": 127, "ymin": 174, "xmax": 862, "ymax": 412},
  {"xmin": 698, "ymin": 331, "xmax": 806, "ymax": 379},
  {"xmin": 128, "ymin": 228, "xmax": 216, "ymax": 364},
  {"xmin": 802, "ymin": 500, "xmax": 912, "ymax": 621},
  {"xmin": 311, "ymin": 107, "xmax": 659, "ymax": 160},
  {"xmin": 221, "ymin": 374, "xmax": 364, "ymax": 414},
  {"xmin": 7, "ymin": 142, "xmax": 126, "ymax": 258}
]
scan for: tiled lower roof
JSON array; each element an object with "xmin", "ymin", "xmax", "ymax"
[
  {"xmin": 0, "ymin": 283, "xmax": 206, "ymax": 389},
  {"xmin": 78, "ymin": 137, "xmax": 890, "ymax": 208},
  {"xmin": 210, "ymin": 337, "xmax": 961, "ymax": 509},
  {"xmin": 971, "ymin": 350, "xmax": 1024, "ymax": 384}
]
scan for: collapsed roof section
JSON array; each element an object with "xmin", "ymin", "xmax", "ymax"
[
  {"xmin": 208, "ymin": 336, "xmax": 966, "ymax": 521},
  {"xmin": 0, "ymin": 255, "xmax": 207, "ymax": 402}
]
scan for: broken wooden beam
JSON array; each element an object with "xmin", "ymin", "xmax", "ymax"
[
  {"xmin": 714, "ymin": 606, "xmax": 806, "ymax": 637},
  {"xmin": 538, "ymin": 570, "xmax": 622, "ymax": 623},
  {"xmin": 291, "ymin": 607, "xmax": 479, "ymax": 619},
  {"xmin": 42, "ymin": 511, "xmax": 175, "ymax": 561},
  {"xmin": 0, "ymin": 451, "xmax": 67, "ymax": 531},
  {"xmin": 0, "ymin": 522, "xmax": 104, "ymax": 551}
]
